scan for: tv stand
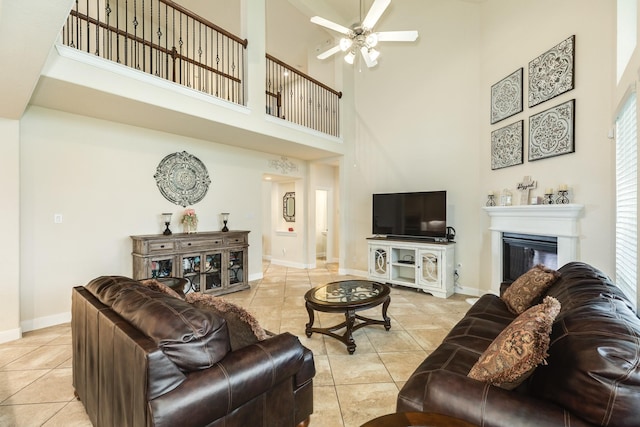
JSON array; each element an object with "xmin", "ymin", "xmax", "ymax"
[{"xmin": 367, "ymin": 237, "xmax": 455, "ymax": 298}]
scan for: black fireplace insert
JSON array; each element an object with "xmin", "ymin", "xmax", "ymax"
[{"xmin": 502, "ymin": 232, "xmax": 558, "ymax": 283}]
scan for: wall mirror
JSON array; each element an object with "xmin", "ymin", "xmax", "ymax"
[{"xmin": 283, "ymin": 192, "xmax": 295, "ymax": 222}]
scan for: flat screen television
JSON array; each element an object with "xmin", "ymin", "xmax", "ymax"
[{"xmin": 372, "ymin": 191, "xmax": 447, "ymax": 239}]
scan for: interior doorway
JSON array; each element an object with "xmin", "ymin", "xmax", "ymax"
[{"xmin": 315, "ymin": 189, "xmax": 329, "ymax": 261}]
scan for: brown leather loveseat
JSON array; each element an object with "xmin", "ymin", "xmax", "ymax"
[
  {"xmin": 397, "ymin": 262, "xmax": 640, "ymax": 427},
  {"xmin": 72, "ymin": 276, "xmax": 315, "ymax": 427}
]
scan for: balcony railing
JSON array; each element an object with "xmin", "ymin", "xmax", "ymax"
[
  {"xmin": 61, "ymin": 1, "xmax": 342, "ymax": 137},
  {"xmin": 266, "ymin": 54, "xmax": 342, "ymax": 138},
  {"xmin": 62, "ymin": 0, "xmax": 247, "ymax": 104}
]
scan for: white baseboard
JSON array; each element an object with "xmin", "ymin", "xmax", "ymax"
[
  {"xmin": 21, "ymin": 312, "xmax": 71, "ymax": 333},
  {"xmin": 338, "ymin": 267, "xmax": 368, "ymax": 278},
  {"xmin": 249, "ymin": 272, "xmax": 263, "ymax": 282},
  {"xmin": 454, "ymin": 284, "xmax": 483, "ymax": 297},
  {"xmin": 0, "ymin": 327, "xmax": 22, "ymax": 344},
  {"xmin": 270, "ymin": 259, "xmax": 313, "ymax": 269}
]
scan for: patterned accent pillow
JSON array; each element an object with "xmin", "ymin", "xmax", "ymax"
[
  {"xmin": 186, "ymin": 293, "xmax": 268, "ymax": 351},
  {"xmin": 502, "ymin": 264, "xmax": 560, "ymax": 314},
  {"xmin": 467, "ymin": 296, "xmax": 561, "ymax": 389},
  {"xmin": 140, "ymin": 278, "xmax": 184, "ymax": 300}
]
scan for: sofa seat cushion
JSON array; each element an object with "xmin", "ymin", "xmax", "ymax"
[
  {"xmin": 501, "ymin": 264, "xmax": 560, "ymax": 314},
  {"xmin": 111, "ymin": 285, "xmax": 231, "ymax": 372},
  {"xmin": 468, "ymin": 296, "xmax": 561, "ymax": 389},
  {"xmin": 186, "ymin": 293, "xmax": 268, "ymax": 351}
]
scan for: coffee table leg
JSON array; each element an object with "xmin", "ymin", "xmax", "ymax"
[
  {"xmin": 305, "ymin": 302, "xmax": 315, "ymax": 337},
  {"xmin": 382, "ymin": 296, "xmax": 391, "ymax": 331},
  {"xmin": 345, "ymin": 309, "xmax": 357, "ymax": 354}
]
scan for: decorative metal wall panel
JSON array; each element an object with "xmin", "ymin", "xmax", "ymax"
[
  {"xmin": 154, "ymin": 151, "xmax": 211, "ymax": 207},
  {"xmin": 491, "ymin": 68, "xmax": 523, "ymax": 124},
  {"xmin": 528, "ymin": 35, "xmax": 575, "ymax": 107},
  {"xmin": 491, "ymin": 120, "xmax": 523, "ymax": 170},
  {"xmin": 529, "ymin": 99, "xmax": 575, "ymax": 161}
]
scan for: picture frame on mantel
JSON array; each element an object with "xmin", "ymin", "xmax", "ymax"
[
  {"xmin": 491, "ymin": 120, "xmax": 523, "ymax": 170},
  {"xmin": 490, "ymin": 68, "xmax": 523, "ymax": 124},
  {"xmin": 529, "ymin": 99, "xmax": 575, "ymax": 161},
  {"xmin": 528, "ymin": 35, "xmax": 575, "ymax": 107}
]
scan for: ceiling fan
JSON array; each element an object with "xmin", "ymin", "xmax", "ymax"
[{"xmin": 311, "ymin": 0, "xmax": 418, "ymax": 68}]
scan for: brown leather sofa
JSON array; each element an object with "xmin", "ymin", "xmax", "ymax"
[
  {"xmin": 397, "ymin": 262, "xmax": 640, "ymax": 427},
  {"xmin": 72, "ymin": 276, "xmax": 315, "ymax": 427}
]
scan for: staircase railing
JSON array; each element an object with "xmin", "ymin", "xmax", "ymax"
[
  {"xmin": 266, "ymin": 54, "xmax": 342, "ymax": 138},
  {"xmin": 62, "ymin": 0, "xmax": 247, "ymax": 105},
  {"xmin": 61, "ymin": 1, "xmax": 342, "ymax": 137}
]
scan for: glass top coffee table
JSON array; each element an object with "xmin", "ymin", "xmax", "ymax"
[{"xmin": 304, "ymin": 280, "xmax": 391, "ymax": 354}]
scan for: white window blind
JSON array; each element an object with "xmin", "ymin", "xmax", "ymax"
[{"xmin": 615, "ymin": 92, "xmax": 637, "ymax": 302}]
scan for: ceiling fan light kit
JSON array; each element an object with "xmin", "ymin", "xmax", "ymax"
[{"xmin": 311, "ymin": 0, "xmax": 418, "ymax": 68}]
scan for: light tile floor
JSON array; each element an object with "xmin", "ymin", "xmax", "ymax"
[{"xmin": 0, "ymin": 261, "xmax": 471, "ymax": 427}]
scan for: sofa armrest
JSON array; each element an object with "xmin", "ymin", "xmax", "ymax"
[
  {"xmin": 398, "ymin": 370, "xmax": 595, "ymax": 427},
  {"xmin": 148, "ymin": 332, "xmax": 313, "ymax": 427}
]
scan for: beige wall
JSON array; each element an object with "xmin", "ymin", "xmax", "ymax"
[
  {"xmin": 0, "ymin": 118, "xmax": 21, "ymax": 341},
  {"xmin": 18, "ymin": 106, "xmax": 289, "ymax": 329},
  {"xmin": 339, "ymin": 0, "xmax": 616, "ymax": 294},
  {"xmin": 478, "ymin": 0, "xmax": 616, "ymax": 290},
  {"xmin": 340, "ymin": 0, "xmax": 483, "ymax": 291}
]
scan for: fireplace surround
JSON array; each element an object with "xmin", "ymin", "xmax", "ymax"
[{"xmin": 484, "ymin": 204, "xmax": 584, "ymax": 294}]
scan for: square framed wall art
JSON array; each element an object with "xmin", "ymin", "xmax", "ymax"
[
  {"xmin": 491, "ymin": 120, "xmax": 523, "ymax": 170},
  {"xmin": 528, "ymin": 35, "xmax": 575, "ymax": 107},
  {"xmin": 491, "ymin": 68, "xmax": 523, "ymax": 124},
  {"xmin": 528, "ymin": 99, "xmax": 575, "ymax": 161}
]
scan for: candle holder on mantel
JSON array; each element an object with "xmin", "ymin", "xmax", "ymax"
[
  {"xmin": 221, "ymin": 212, "xmax": 230, "ymax": 232},
  {"xmin": 556, "ymin": 190, "xmax": 570, "ymax": 204},
  {"xmin": 542, "ymin": 193, "xmax": 554, "ymax": 205},
  {"xmin": 486, "ymin": 194, "xmax": 496, "ymax": 207}
]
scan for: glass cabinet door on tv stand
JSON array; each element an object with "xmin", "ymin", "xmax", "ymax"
[
  {"xmin": 368, "ymin": 244, "xmax": 390, "ymax": 280},
  {"xmin": 131, "ymin": 231, "xmax": 250, "ymax": 296}
]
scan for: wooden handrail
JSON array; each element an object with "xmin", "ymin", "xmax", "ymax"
[
  {"xmin": 266, "ymin": 53, "xmax": 342, "ymax": 98},
  {"xmin": 69, "ymin": 10, "xmax": 242, "ymax": 83},
  {"xmin": 158, "ymin": 0, "xmax": 248, "ymax": 48}
]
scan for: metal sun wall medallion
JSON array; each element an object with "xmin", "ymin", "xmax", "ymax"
[
  {"xmin": 528, "ymin": 99, "xmax": 575, "ymax": 162},
  {"xmin": 491, "ymin": 68, "xmax": 523, "ymax": 124},
  {"xmin": 154, "ymin": 151, "xmax": 211, "ymax": 207},
  {"xmin": 491, "ymin": 120, "xmax": 523, "ymax": 170},
  {"xmin": 528, "ymin": 35, "xmax": 575, "ymax": 107}
]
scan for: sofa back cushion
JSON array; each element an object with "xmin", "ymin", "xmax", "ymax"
[
  {"xmin": 111, "ymin": 285, "xmax": 231, "ymax": 372},
  {"xmin": 86, "ymin": 275, "xmax": 141, "ymax": 306},
  {"xmin": 530, "ymin": 262, "xmax": 640, "ymax": 427}
]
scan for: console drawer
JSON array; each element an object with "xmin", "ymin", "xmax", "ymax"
[
  {"xmin": 224, "ymin": 234, "xmax": 247, "ymax": 245},
  {"xmin": 148, "ymin": 241, "xmax": 175, "ymax": 252},
  {"xmin": 179, "ymin": 238, "xmax": 223, "ymax": 250}
]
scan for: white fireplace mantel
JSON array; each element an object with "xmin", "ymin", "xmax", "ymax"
[{"xmin": 483, "ymin": 204, "xmax": 585, "ymax": 294}]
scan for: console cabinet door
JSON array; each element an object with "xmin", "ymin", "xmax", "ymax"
[
  {"xmin": 418, "ymin": 249, "xmax": 442, "ymax": 288},
  {"xmin": 369, "ymin": 245, "xmax": 390, "ymax": 280}
]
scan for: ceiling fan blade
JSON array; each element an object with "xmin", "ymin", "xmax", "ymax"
[
  {"xmin": 317, "ymin": 44, "xmax": 341, "ymax": 60},
  {"xmin": 376, "ymin": 30, "xmax": 419, "ymax": 42},
  {"xmin": 360, "ymin": 47, "xmax": 378, "ymax": 68},
  {"xmin": 310, "ymin": 16, "xmax": 351, "ymax": 35},
  {"xmin": 362, "ymin": 0, "xmax": 391, "ymax": 30}
]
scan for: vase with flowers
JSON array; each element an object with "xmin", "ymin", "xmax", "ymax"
[{"xmin": 182, "ymin": 208, "xmax": 198, "ymax": 234}]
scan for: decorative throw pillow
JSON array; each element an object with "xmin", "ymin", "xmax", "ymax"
[
  {"xmin": 186, "ymin": 293, "xmax": 268, "ymax": 351},
  {"xmin": 502, "ymin": 264, "xmax": 560, "ymax": 314},
  {"xmin": 140, "ymin": 278, "xmax": 184, "ymax": 300},
  {"xmin": 467, "ymin": 296, "xmax": 561, "ymax": 389}
]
